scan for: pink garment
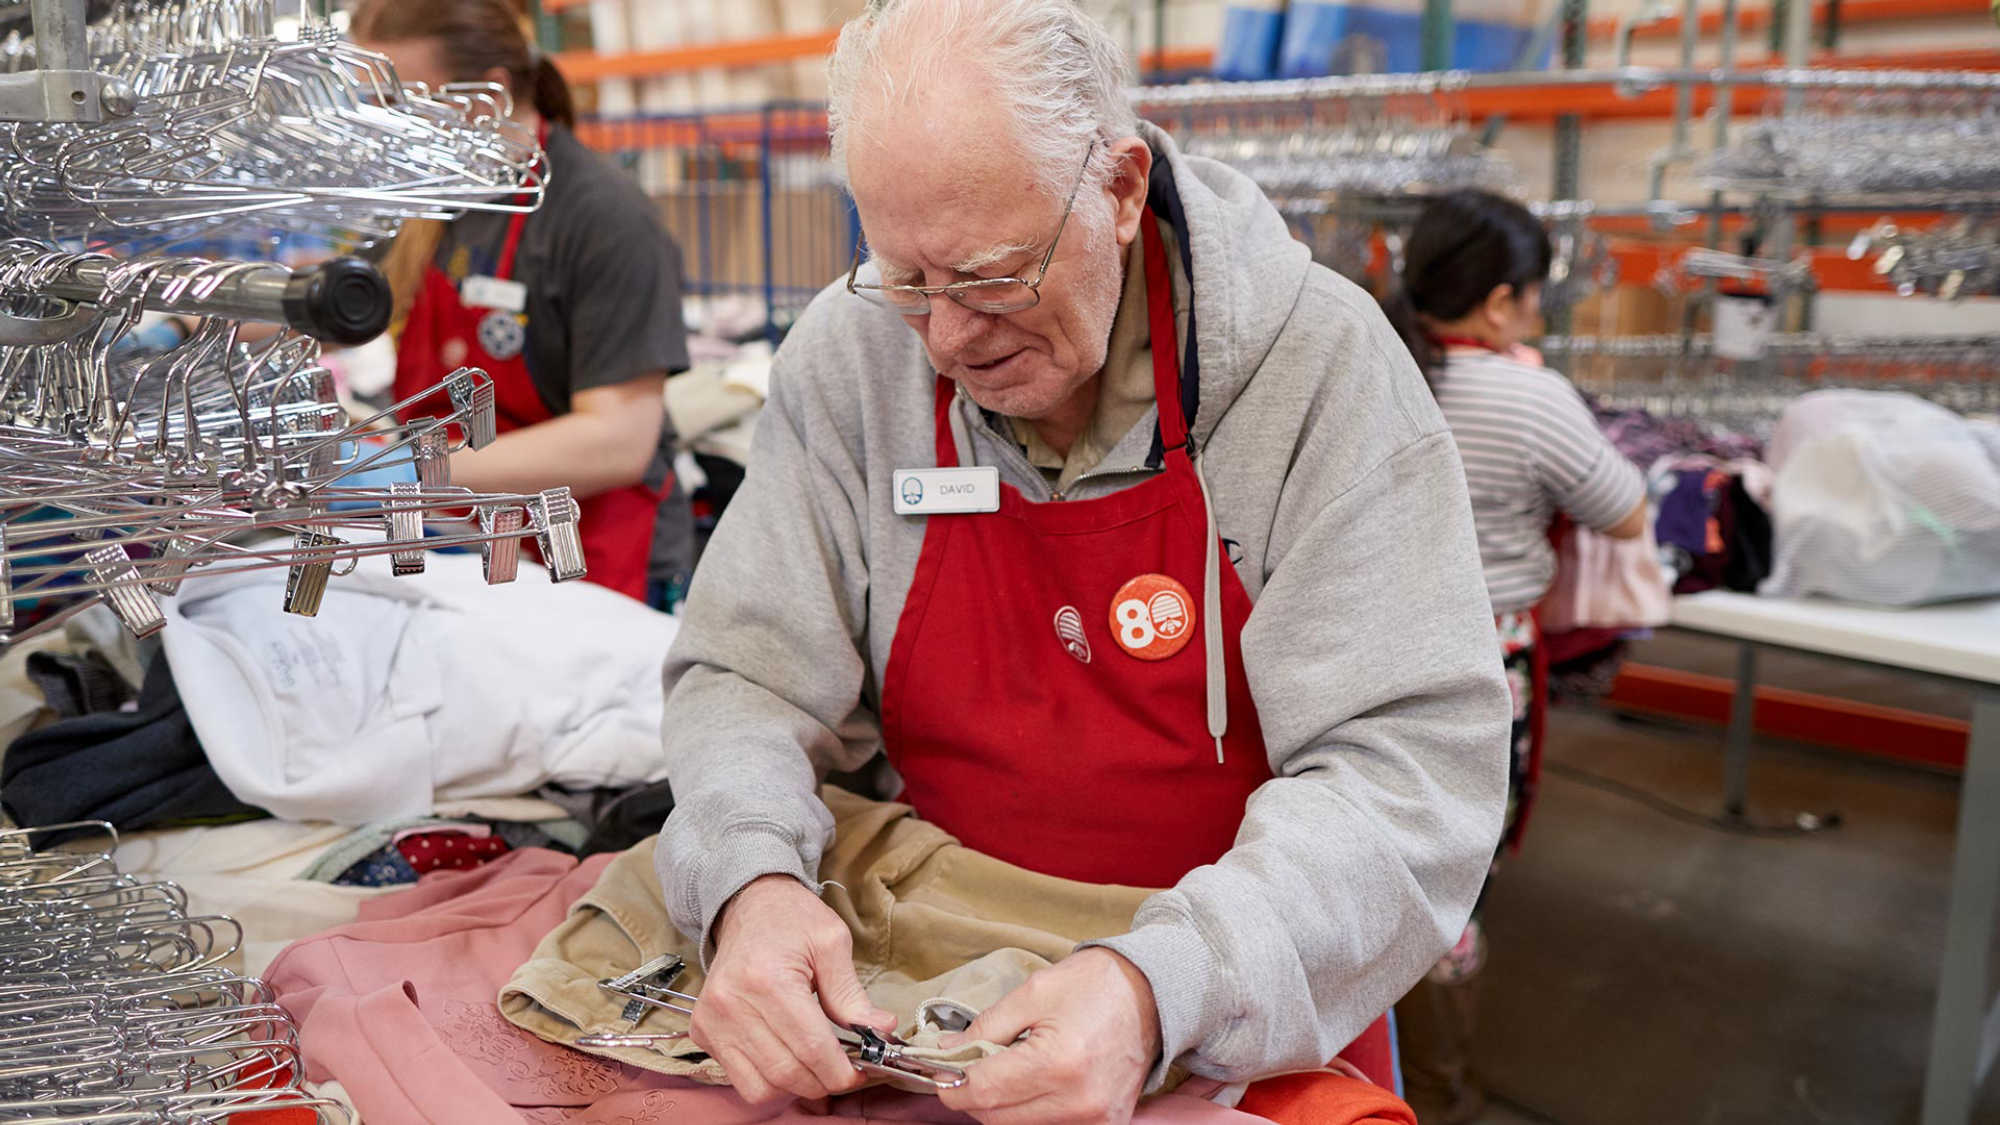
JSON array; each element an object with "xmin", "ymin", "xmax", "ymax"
[
  {"xmin": 265, "ymin": 848, "xmax": 1263, "ymax": 1125},
  {"xmin": 1540, "ymin": 520, "xmax": 1671, "ymax": 632}
]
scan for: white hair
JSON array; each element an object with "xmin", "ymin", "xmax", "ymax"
[{"xmin": 827, "ymin": 0, "xmax": 1138, "ymax": 205}]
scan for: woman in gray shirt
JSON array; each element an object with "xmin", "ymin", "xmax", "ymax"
[{"xmin": 1381, "ymin": 189, "xmax": 1647, "ymax": 1123}]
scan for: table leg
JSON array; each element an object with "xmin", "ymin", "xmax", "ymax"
[
  {"xmin": 1723, "ymin": 641, "xmax": 1757, "ymax": 820},
  {"xmin": 1921, "ymin": 687, "xmax": 2000, "ymax": 1125}
]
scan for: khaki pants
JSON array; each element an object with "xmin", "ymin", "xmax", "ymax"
[{"xmin": 501, "ymin": 787, "xmax": 1158, "ymax": 1084}]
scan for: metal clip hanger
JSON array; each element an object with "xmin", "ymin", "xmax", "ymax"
[{"xmin": 585, "ymin": 962, "xmax": 969, "ymax": 1093}]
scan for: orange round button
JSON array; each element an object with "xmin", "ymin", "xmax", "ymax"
[{"xmin": 1109, "ymin": 574, "xmax": 1196, "ymax": 661}]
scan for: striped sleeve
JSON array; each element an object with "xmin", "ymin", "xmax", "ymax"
[{"xmin": 1530, "ymin": 377, "xmax": 1645, "ymax": 533}]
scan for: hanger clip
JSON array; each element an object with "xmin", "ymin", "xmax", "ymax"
[
  {"xmin": 85, "ymin": 545, "xmax": 166, "ymax": 638},
  {"xmin": 413, "ymin": 428, "xmax": 450, "ymax": 490},
  {"xmin": 282, "ymin": 530, "xmax": 342, "ymax": 617},
  {"xmin": 387, "ymin": 482, "xmax": 425, "ymax": 576},
  {"xmin": 148, "ymin": 536, "xmax": 195, "ymax": 596},
  {"xmin": 532, "ymin": 488, "xmax": 586, "ymax": 582},
  {"xmin": 446, "ymin": 368, "xmax": 497, "ymax": 449},
  {"xmin": 598, "ymin": 953, "xmax": 689, "ymax": 1029},
  {"xmin": 480, "ymin": 505, "xmax": 524, "ymax": 584}
]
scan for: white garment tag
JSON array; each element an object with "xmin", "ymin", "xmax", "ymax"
[
  {"xmin": 461, "ymin": 275, "xmax": 528, "ymax": 313},
  {"xmin": 892, "ymin": 468, "xmax": 1000, "ymax": 515}
]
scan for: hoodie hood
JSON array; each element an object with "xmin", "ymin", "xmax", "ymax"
[{"xmin": 1138, "ymin": 120, "xmax": 1315, "ymax": 450}]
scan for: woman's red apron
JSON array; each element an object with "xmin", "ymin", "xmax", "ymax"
[
  {"xmin": 393, "ymin": 188, "xmax": 662, "ymax": 601},
  {"xmin": 880, "ymin": 209, "xmax": 1396, "ymax": 1095}
]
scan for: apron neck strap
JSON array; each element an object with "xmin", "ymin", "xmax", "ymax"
[
  {"xmin": 1428, "ymin": 333, "xmax": 1503, "ymax": 354},
  {"xmin": 933, "ymin": 376, "xmax": 958, "ymax": 468},
  {"xmin": 495, "ymin": 120, "xmax": 551, "ymax": 280},
  {"xmin": 496, "ymin": 204, "xmax": 532, "ymax": 280},
  {"xmin": 1140, "ymin": 206, "xmax": 1188, "ymax": 453}
]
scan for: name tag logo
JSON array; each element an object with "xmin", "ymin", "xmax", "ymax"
[{"xmin": 892, "ymin": 468, "xmax": 1000, "ymax": 515}]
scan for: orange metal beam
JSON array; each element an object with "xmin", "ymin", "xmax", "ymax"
[
  {"xmin": 1442, "ymin": 49, "xmax": 2000, "ymax": 122},
  {"xmin": 1586, "ymin": 0, "xmax": 1992, "ymax": 44},
  {"xmin": 1605, "ymin": 662, "xmax": 1970, "ymax": 772},
  {"xmin": 574, "ymin": 110, "xmax": 829, "ymax": 151},
  {"xmin": 553, "ymin": 29, "xmax": 840, "ymax": 82},
  {"xmin": 1606, "ymin": 239, "xmax": 1908, "ymax": 294}
]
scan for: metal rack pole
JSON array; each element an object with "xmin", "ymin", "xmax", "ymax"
[
  {"xmin": 1421, "ymin": 0, "xmax": 1455, "ymax": 73},
  {"xmin": 1547, "ymin": 0, "xmax": 1589, "ymax": 366},
  {"xmin": 0, "ymin": 256, "xmax": 393, "ymax": 345},
  {"xmin": 0, "ymin": 0, "xmax": 133, "ymax": 123}
]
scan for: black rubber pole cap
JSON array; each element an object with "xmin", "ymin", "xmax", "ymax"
[{"xmin": 283, "ymin": 257, "xmax": 392, "ymax": 346}]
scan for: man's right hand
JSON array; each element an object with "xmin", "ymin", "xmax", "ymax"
[{"xmin": 692, "ymin": 873, "xmax": 898, "ymax": 1103}]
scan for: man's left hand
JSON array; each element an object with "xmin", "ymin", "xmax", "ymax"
[{"xmin": 936, "ymin": 948, "xmax": 1162, "ymax": 1125}]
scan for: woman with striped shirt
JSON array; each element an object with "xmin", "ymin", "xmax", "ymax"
[{"xmin": 1381, "ymin": 189, "xmax": 1646, "ymax": 1122}]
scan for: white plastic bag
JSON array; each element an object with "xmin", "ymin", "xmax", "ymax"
[{"xmin": 1761, "ymin": 390, "xmax": 2000, "ymax": 606}]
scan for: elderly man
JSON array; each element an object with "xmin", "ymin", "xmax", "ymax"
[{"xmin": 655, "ymin": 0, "xmax": 1510, "ymax": 1121}]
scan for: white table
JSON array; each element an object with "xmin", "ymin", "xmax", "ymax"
[{"xmin": 1668, "ymin": 591, "xmax": 2000, "ymax": 1125}]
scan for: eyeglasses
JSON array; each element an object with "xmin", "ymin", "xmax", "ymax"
[{"xmin": 846, "ymin": 140, "xmax": 1099, "ymax": 316}]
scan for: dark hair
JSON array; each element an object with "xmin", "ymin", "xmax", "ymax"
[
  {"xmin": 1379, "ymin": 189, "xmax": 1552, "ymax": 383},
  {"xmin": 349, "ymin": 0, "xmax": 576, "ymax": 130}
]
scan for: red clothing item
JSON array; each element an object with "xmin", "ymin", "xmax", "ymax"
[
  {"xmin": 1235, "ymin": 1071, "xmax": 1418, "ymax": 1125},
  {"xmin": 395, "ymin": 831, "xmax": 510, "ymax": 874}
]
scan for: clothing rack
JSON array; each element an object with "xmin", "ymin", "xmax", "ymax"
[
  {"xmin": 1128, "ymin": 66, "xmax": 2000, "ymax": 112},
  {"xmin": 1544, "ymin": 333, "xmax": 2000, "ymax": 424}
]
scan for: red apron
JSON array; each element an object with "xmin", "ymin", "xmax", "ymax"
[
  {"xmin": 393, "ymin": 186, "xmax": 663, "ymax": 601},
  {"xmin": 881, "ymin": 209, "xmax": 1396, "ymax": 1095}
]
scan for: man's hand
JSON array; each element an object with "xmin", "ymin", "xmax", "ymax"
[
  {"xmin": 936, "ymin": 948, "xmax": 1163, "ymax": 1124},
  {"xmin": 693, "ymin": 874, "xmax": 898, "ymax": 1102}
]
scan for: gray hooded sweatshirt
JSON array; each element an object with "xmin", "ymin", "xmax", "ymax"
[{"xmin": 655, "ymin": 122, "xmax": 1510, "ymax": 1088}]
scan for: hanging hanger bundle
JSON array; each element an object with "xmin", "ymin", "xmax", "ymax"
[
  {"xmin": 0, "ymin": 0, "xmax": 545, "ymax": 251},
  {"xmin": 1846, "ymin": 216, "xmax": 2000, "ymax": 302},
  {"xmin": 0, "ymin": 0, "xmax": 592, "ymax": 650},
  {"xmin": 0, "ymin": 238, "xmax": 586, "ymax": 647},
  {"xmin": 0, "ymin": 821, "xmax": 354, "ymax": 1122},
  {"xmin": 1701, "ymin": 85, "xmax": 2000, "ymax": 202},
  {"xmin": 1543, "ymin": 331, "xmax": 2000, "ymax": 423}
]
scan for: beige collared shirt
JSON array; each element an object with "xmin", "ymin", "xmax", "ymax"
[{"xmin": 1010, "ymin": 219, "xmax": 1175, "ymax": 492}]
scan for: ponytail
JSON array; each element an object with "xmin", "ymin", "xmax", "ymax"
[
  {"xmin": 1378, "ymin": 287, "xmax": 1441, "ymax": 387},
  {"xmin": 529, "ymin": 56, "xmax": 576, "ymax": 130},
  {"xmin": 1385, "ymin": 188, "xmax": 1554, "ymax": 392},
  {"xmin": 351, "ymin": 0, "xmax": 571, "ymax": 130},
  {"xmin": 380, "ymin": 218, "xmax": 445, "ymax": 337}
]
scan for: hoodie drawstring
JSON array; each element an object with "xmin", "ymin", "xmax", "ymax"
[{"xmin": 1193, "ymin": 450, "xmax": 1227, "ymax": 763}]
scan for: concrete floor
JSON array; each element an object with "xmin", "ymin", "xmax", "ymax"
[{"xmin": 1405, "ymin": 650, "xmax": 1997, "ymax": 1125}]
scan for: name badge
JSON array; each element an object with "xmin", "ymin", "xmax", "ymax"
[
  {"xmin": 893, "ymin": 467, "xmax": 1000, "ymax": 515},
  {"xmin": 461, "ymin": 275, "xmax": 528, "ymax": 313}
]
